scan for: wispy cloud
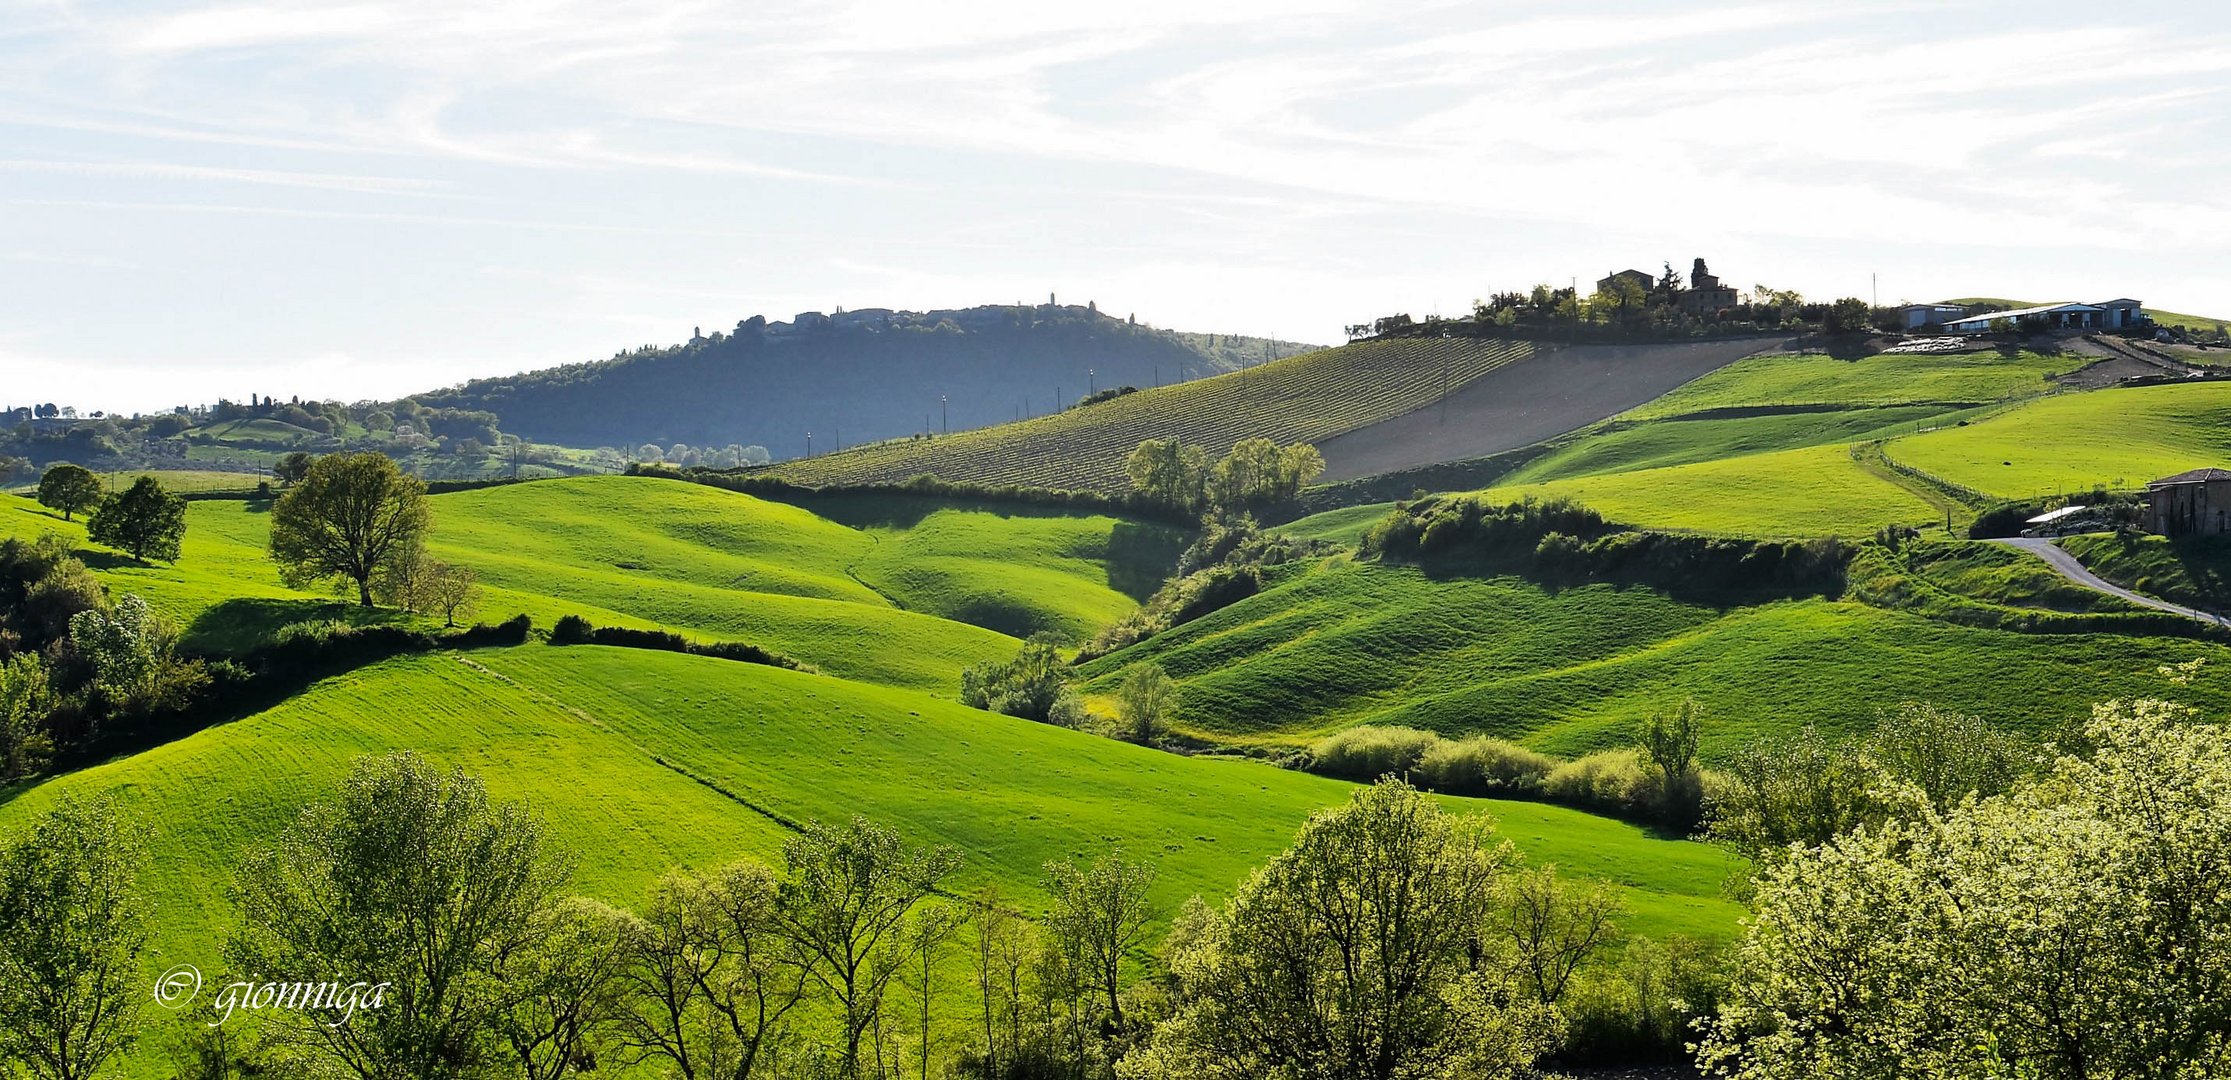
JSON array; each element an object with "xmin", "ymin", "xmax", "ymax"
[
  {"xmin": 4, "ymin": 0, "xmax": 2229, "ymax": 412},
  {"xmin": 0, "ymin": 158, "xmax": 450, "ymax": 195}
]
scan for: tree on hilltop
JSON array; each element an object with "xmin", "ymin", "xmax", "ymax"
[{"xmin": 268, "ymin": 452, "xmax": 429, "ymax": 607}]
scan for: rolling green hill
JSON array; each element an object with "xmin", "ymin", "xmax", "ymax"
[
  {"xmin": 1885, "ymin": 382, "xmax": 2231, "ymax": 498},
  {"xmin": 1618, "ymin": 348, "xmax": 2079, "ymax": 421},
  {"xmin": 1077, "ymin": 557, "xmax": 2231, "ymax": 757},
  {"xmin": 3, "ymin": 476, "xmax": 1186, "ymax": 686},
  {"xmin": 1473, "ymin": 444, "xmax": 1944, "ymax": 537},
  {"xmin": 762, "ymin": 337, "xmax": 1532, "ymax": 492},
  {"xmin": 0, "ymin": 644, "xmax": 1746, "ymax": 1076}
]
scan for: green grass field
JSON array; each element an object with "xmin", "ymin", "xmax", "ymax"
[
  {"xmin": 1886, "ymin": 383, "xmax": 2231, "ymax": 499},
  {"xmin": 0, "ymin": 644, "xmax": 1745, "ymax": 1076},
  {"xmin": 1501, "ymin": 405, "xmax": 1977, "ymax": 486},
  {"xmin": 763, "ymin": 337, "xmax": 1531, "ymax": 493},
  {"xmin": 1619, "ymin": 349, "xmax": 2080, "ymax": 421},
  {"xmin": 1471, "ymin": 444, "xmax": 1944, "ymax": 537},
  {"xmin": 2060, "ymin": 532, "xmax": 2231, "ymax": 614},
  {"xmin": 1077, "ymin": 557, "xmax": 2231, "ymax": 757},
  {"xmin": 3, "ymin": 476, "xmax": 1184, "ymax": 687}
]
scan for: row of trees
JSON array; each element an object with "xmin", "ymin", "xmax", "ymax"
[
  {"xmin": 1349, "ymin": 280, "xmax": 1878, "ymax": 344},
  {"xmin": 35, "ymin": 466, "xmax": 188, "ymax": 564},
  {"xmin": 1123, "ymin": 438, "xmax": 1323, "ymax": 518},
  {"xmin": 2, "ymin": 758, "xmax": 1637, "ymax": 1080}
]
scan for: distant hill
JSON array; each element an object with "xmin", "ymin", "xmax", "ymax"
[
  {"xmin": 409, "ymin": 304, "xmax": 1316, "ymax": 455},
  {"xmin": 763, "ymin": 337, "xmax": 1532, "ymax": 492},
  {"xmin": 763, "ymin": 336, "xmax": 1780, "ymax": 493}
]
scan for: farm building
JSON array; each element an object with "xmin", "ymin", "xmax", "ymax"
[
  {"xmin": 1595, "ymin": 268, "xmax": 1654, "ymax": 296},
  {"xmin": 1678, "ymin": 259, "xmax": 1739, "ymax": 315},
  {"xmin": 1897, "ymin": 303, "xmax": 1970, "ymax": 329},
  {"xmin": 1943, "ymin": 299, "xmax": 2149, "ymax": 334},
  {"xmin": 2147, "ymin": 467, "xmax": 2231, "ymax": 537}
]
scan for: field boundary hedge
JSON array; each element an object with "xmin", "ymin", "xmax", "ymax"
[{"xmin": 72, "ymin": 615, "xmax": 536, "ymax": 767}]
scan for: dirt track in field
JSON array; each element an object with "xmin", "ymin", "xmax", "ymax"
[{"xmin": 1314, "ymin": 338, "xmax": 1789, "ymax": 482}]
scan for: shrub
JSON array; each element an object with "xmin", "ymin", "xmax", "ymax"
[
  {"xmin": 1544, "ymin": 750, "xmax": 1655, "ymax": 817},
  {"xmin": 1307, "ymin": 726, "xmax": 1439, "ymax": 782},
  {"xmin": 548, "ymin": 614, "xmax": 594, "ymax": 645},
  {"xmin": 1411, "ymin": 736, "xmax": 1555, "ymax": 797},
  {"xmin": 544, "ymin": 615, "xmax": 800, "ymax": 669},
  {"xmin": 959, "ymin": 639, "xmax": 1085, "ymax": 726}
]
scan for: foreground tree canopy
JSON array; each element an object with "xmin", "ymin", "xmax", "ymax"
[{"xmin": 1702, "ymin": 699, "xmax": 2231, "ymax": 1080}]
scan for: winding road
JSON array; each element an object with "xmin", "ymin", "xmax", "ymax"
[{"xmin": 1988, "ymin": 537, "xmax": 2231, "ymax": 627}]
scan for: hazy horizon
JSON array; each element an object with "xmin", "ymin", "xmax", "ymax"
[{"xmin": 6, "ymin": 0, "xmax": 2228, "ymax": 414}]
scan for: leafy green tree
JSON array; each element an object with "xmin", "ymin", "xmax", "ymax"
[
  {"xmin": 959, "ymin": 637, "xmax": 1085, "ymax": 726},
  {"xmin": 0, "ymin": 796, "xmax": 148, "ymax": 1080},
  {"xmin": 1125, "ymin": 780, "xmax": 1559, "ymax": 1080},
  {"xmin": 494, "ymin": 897, "xmax": 631, "ymax": 1080},
  {"xmin": 272, "ymin": 451, "xmax": 315, "ymax": 486},
  {"xmin": 774, "ymin": 816, "xmax": 960, "ymax": 1078},
  {"xmin": 421, "ymin": 561, "xmax": 479, "ymax": 628},
  {"xmin": 1116, "ymin": 663, "xmax": 1175, "ymax": 745},
  {"xmin": 1639, "ymin": 699, "xmax": 1704, "ymax": 831},
  {"xmin": 68, "ymin": 594, "xmax": 198, "ymax": 715},
  {"xmin": 0, "ymin": 654, "xmax": 55, "ymax": 781},
  {"xmin": 268, "ymin": 451, "xmax": 430, "ymax": 607},
  {"xmin": 85, "ymin": 476, "xmax": 186, "ymax": 563},
  {"xmin": 613, "ymin": 863, "xmax": 805, "ymax": 1080},
  {"xmin": 1700, "ymin": 700, "xmax": 2231, "ymax": 1080},
  {"xmin": 899, "ymin": 900, "xmax": 966, "ymax": 1080},
  {"xmin": 1707, "ymin": 723, "xmax": 1873, "ymax": 866},
  {"xmin": 1204, "ymin": 439, "xmax": 1323, "ymax": 515},
  {"xmin": 1043, "ymin": 852, "xmax": 1156, "ymax": 1037},
  {"xmin": 1864, "ymin": 701, "xmax": 2024, "ymax": 814},
  {"xmin": 1823, "ymin": 297, "xmax": 1873, "ymax": 335},
  {"xmin": 227, "ymin": 752, "xmax": 574, "ymax": 1078},
  {"xmin": 34, "ymin": 464, "xmax": 101, "ymax": 522},
  {"xmin": 1125, "ymin": 439, "xmax": 1209, "ymax": 513}
]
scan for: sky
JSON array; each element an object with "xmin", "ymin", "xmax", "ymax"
[{"xmin": 4, "ymin": 0, "xmax": 2228, "ymax": 414}]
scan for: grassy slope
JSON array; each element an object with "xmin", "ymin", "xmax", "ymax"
[
  {"xmin": 2060, "ymin": 532, "xmax": 2231, "ymax": 614},
  {"xmin": 1473, "ymin": 444, "xmax": 1943, "ymax": 537},
  {"xmin": 1886, "ymin": 383, "xmax": 2231, "ymax": 498},
  {"xmin": 1501, "ymin": 405, "xmax": 1977, "ymax": 486},
  {"xmin": 0, "ymin": 645, "xmax": 1743, "ymax": 1076},
  {"xmin": 3, "ymin": 477, "xmax": 1176, "ymax": 689},
  {"xmin": 788, "ymin": 494, "xmax": 1191, "ymax": 641},
  {"xmin": 1619, "ymin": 349, "xmax": 2078, "ymax": 421},
  {"xmin": 762, "ymin": 338, "xmax": 1531, "ymax": 493},
  {"xmin": 1079, "ymin": 558, "xmax": 2231, "ymax": 757}
]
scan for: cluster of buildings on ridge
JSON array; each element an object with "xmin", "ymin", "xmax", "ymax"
[
  {"xmin": 1593, "ymin": 260, "xmax": 2154, "ymax": 337},
  {"xmin": 1592, "ymin": 259, "xmax": 1739, "ymax": 316}
]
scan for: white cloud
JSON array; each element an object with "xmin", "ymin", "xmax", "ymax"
[{"xmin": 2, "ymin": 0, "xmax": 2228, "ymax": 413}]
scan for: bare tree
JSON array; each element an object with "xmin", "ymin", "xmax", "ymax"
[
  {"xmin": 614, "ymin": 863, "xmax": 807, "ymax": 1080},
  {"xmin": 774, "ymin": 817, "xmax": 960, "ymax": 1077},
  {"xmin": 1497, "ymin": 865, "xmax": 1625, "ymax": 1005}
]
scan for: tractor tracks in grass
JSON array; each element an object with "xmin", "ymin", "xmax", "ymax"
[{"xmin": 449, "ymin": 654, "xmax": 810, "ymax": 835}]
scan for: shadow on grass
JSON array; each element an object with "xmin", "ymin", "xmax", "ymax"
[{"xmin": 184, "ymin": 597, "xmax": 405, "ymax": 655}]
